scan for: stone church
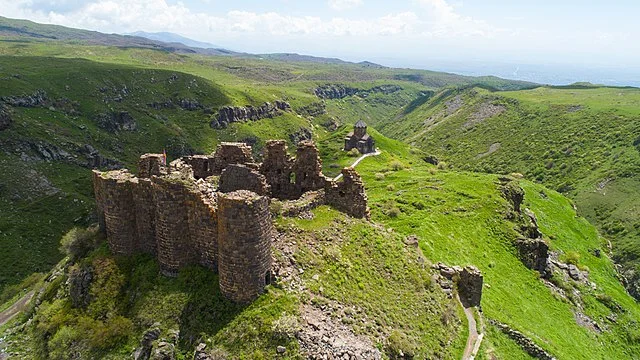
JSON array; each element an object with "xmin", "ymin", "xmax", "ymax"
[{"xmin": 344, "ymin": 120, "xmax": 375, "ymax": 154}]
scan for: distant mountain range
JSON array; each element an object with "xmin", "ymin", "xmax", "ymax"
[
  {"xmin": 125, "ymin": 31, "xmax": 221, "ymax": 50},
  {"xmin": 0, "ymin": 16, "xmax": 386, "ymax": 66}
]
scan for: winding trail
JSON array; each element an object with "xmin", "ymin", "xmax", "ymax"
[
  {"xmin": 458, "ymin": 295, "xmax": 484, "ymax": 360},
  {"xmin": 333, "ymin": 149, "xmax": 381, "ymax": 181},
  {"xmin": 0, "ymin": 291, "xmax": 34, "ymax": 327}
]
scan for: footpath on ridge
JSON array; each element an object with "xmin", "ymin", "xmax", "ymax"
[{"xmin": 333, "ymin": 149, "xmax": 381, "ymax": 181}]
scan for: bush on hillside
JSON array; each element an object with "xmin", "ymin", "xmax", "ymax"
[
  {"xmin": 59, "ymin": 226, "xmax": 101, "ymax": 262},
  {"xmin": 386, "ymin": 330, "xmax": 417, "ymax": 359},
  {"xmin": 347, "ymin": 148, "xmax": 360, "ymax": 157}
]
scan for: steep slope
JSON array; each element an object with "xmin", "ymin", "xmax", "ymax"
[
  {"xmin": 3, "ymin": 131, "xmax": 639, "ymax": 359},
  {"xmin": 0, "ymin": 55, "xmax": 312, "ymax": 291},
  {"xmin": 382, "ymin": 86, "xmax": 640, "ymax": 300}
]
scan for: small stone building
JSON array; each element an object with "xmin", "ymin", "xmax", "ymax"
[{"xmin": 344, "ymin": 120, "xmax": 375, "ymax": 154}]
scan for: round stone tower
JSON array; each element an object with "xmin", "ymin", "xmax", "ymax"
[{"xmin": 217, "ymin": 190, "xmax": 273, "ymax": 303}]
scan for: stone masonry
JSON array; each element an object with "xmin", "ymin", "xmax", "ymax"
[
  {"xmin": 260, "ymin": 140, "xmax": 295, "ymax": 199},
  {"xmin": 219, "ymin": 164, "xmax": 270, "ymax": 196},
  {"xmin": 325, "ymin": 167, "xmax": 370, "ymax": 219},
  {"xmin": 93, "ymin": 139, "xmax": 370, "ymax": 302},
  {"xmin": 218, "ymin": 190, "xmax": 273, "ymax": 302}
]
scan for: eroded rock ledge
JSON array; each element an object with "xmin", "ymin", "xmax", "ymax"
[
  {"xmin": 210, "ymin": 100, "xmax": 291, "ymax": 129},
  {"xmin": 314, "ymin": 84, "xmax": 402, "ymax": 99}
]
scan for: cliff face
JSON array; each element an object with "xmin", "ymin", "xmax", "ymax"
[
  {"xmin": 314, "ymin": 84, "xmax": 402, "ymax": 99},
  {"xmin": 210, "ymin": 100, "xmax": 291, "ymax": 129}
]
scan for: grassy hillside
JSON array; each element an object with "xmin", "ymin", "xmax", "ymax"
[
  {"xmin": 0, "ymin": 55, "xmax": 312, "ymax": 291},
  {"xmin": 0, "ymin": 35, "xmax": 536, "ymax": 294},
  {"xmin": 3, "ymin": 131, "xmax": 639, "ymax": 359},
  {"xmin": 381, "ymin": 86, "xmax": 640, "ymax": 300}
]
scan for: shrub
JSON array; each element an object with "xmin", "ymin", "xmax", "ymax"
[
  {"xmin": 272, "ymin": 314, "xmax": 300, "ymax": 341},
  {"xmin": 390, "ymin": 160, "xmax": 404, "ymax": 171},
  {"xmin": 375, "ymin": 173, "xmax": 385, "ymax": 180},
  {"xmin": 386, "ymin": 330, "xmax": 417, "ymax": 359},
  {"xmin": 386, "ymin": 184, "xmax": 396, "ymax": 191},
  {"xmin": 48, "ymin": 325, "xmax": 85, "ymax": 360},
  {"xmin": 565, "ymin": 251, "xmax": 580, "ymax": 265},
  {"xmin": 347, "ymin": 148, "xmax": 360, "ymax": 157},
  {"xmin": 387, "ymin": 207, "xmax": 401, "ymax": 218},
  {"xmin": 437, "ymin": 161, "xmax": 447, "ymax": 170},
  {"xmin": 59, "ymin": 226, "xmax": 101, "ymax": 261}
]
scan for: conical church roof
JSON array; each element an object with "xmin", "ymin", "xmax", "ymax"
[{"xmin": 354, "ymin": 120, "xmax": 367, "ymax": 128}]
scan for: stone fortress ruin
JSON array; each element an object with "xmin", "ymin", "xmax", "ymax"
[{"xmin": 93, "ymin": 140, "xmax": 368, "ymax": 303}]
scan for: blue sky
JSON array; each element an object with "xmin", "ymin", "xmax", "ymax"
[{"xmin": 2, "ymin": 0, "xmax": 640, "ymax": 83}]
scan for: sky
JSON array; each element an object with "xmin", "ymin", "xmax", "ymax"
[{"xmin": 2, "ymin": 0, "xmax": 640, "ymax": 85}]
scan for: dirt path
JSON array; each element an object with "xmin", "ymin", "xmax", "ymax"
[
  {"xmin": 0, "ymin": 291, "xmax": 34, "ymax": 327},
  {"xmin": 458, "ymin": 295, "xmax": 483, "ymax": 360},
  {"xmin": 333, "ymin": 149, "xmax": 381, "ymax": 181}
]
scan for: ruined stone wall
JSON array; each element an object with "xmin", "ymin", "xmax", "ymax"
[
  {"xmin": 187, "ymin": 191, "xmax": 218, "ymax": 271},
  {"xmin": 260, "ymin": 140, "xmax": 295, "ymax": 199},
  {"xmin": 209, "ymin": 142, "xmax": 254, "ymax": 175},
  {"xmin": 99, "ymin": 170, "xmax": 138, "ymax": 255},
  {"xmin": 132, "ymin": 178, "xmax": 156, "ymax": 255},
  {"xmin": 293, "ymin": 140, "xmax": 326, "ymax": 195},
  {"xmin": 185, "ymin": 155, "xmax": 212, "ymax": 179},
  {"xmin": 325, "ymin": 168, "xmax": 369, "ymax": 219},
  {"xmin": 458, "ymin": 266, "xmax": 483, "ymax": 308},
  {"xmin": 219, "ymin": 164, "xmax": 270, "ymax": 196},
  {"xmin": 139, "ymin": 153, "xmax": 164, "ymax": 178},
  {"xmin": 152, "ymin": 176, "xmax": 194, "ymax": 276},
  {"xmin": 218, "ymin": 190, "xmax": 273, "ymax": 303}
]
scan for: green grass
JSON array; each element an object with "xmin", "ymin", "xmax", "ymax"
[
  {"xmin": 346, "ymin": 140, "xmax": 640, "ymax": 359},
  {"xmin": 381, "ymin": 85, "xmax": 640, "ymax": 300}
]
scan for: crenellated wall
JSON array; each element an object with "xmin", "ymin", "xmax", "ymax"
[{"xmin": 93, "ymin": 140, "xmax": 369, "ymax": 303}]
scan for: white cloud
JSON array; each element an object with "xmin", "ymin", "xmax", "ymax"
[{"xmin": 328, "ymin": 0, "xmax": 363, "ymax": 11}]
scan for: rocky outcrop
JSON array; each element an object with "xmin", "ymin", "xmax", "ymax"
[
  {"xmin": 68, "ymin": 265, "xmax": 93, "ymax": 309},
  {"xmin": 490, "ymin": 320, "xmax": 556, "ymax": 360},
  {"xmin": 314, "ymin": 84, "xmax": 402, "ymax": 99},
  {"xmin": 499, "ymin": 177, "xmax": 524, "ymax": 215},
  {"xmin": 178, "ymin": 98, "xmax": 203, "ymax": 111},
  {"xmin": 94, "ymin": 111, "xmax": 137, "ymax": 132},
  {"xmin": 432, "ymin": 263, "xmax": 483, "ymax": 307},
  {"xmin": 0, "ymin": 105, "xmax": 12, "ymax": 131},
  {"xmin": 79, "ymin": 144, "xmax": 122, "ymax": 170},
  {"xmin": 296, "ymin": 102, "xmax": 327, "ymax": 117},
  {"xmin": 134, "ymin": 327, "xmax": 161, "ymax": 360},
  {"xmin": 210, "ymin": 100, "xmax": 291, "ymax": 129},
  {"xmin": 1, "ymin": 89, "xmax": 48, "ymax": 107},
  {"xmin": 289, "ymin": 127, "xmax": 313, "ymax": 144},
  {"xmin": 516, "ymin": 238, "xmax": 552, "ymax": 278}
]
